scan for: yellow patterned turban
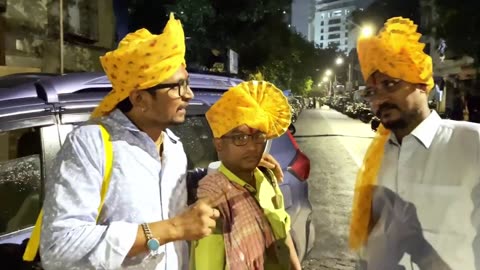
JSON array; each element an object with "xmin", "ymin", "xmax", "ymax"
[
  {"xmin": 357, "ymin": 17, "xmax": 434, "ymax": 90},
  {"xmin": 349, "ymin": 17, "xmax": 434, "ymax": 250},
  {"xmin": 91, "ymin": 13, "xmax": 186, "ymax": 118},
  {"xmin": 206, "ymin": 81, "xmax": 292, "ymax": 139}
]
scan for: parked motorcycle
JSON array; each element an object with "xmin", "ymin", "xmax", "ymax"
[
  {"xmin": 307, "ymin": 98, "xmax": 315, "ymax": 109},
  {"xmin": 291, "ymin": 110, "xmax": 298, "ymax": 123},
  {"xmin": 344, "ymin": 102, "xmax": 362, "ymax": 118},
  {"xmin": 288, "ymin": 124, "xmax": 296, "ymax": 135},
  {"xmin": 357, "ymin": 105, "xmax": 374, "ymax": 123},
  {"xmin": 371, "ymin": 117, "xmax": 380, "ymax": 131}
]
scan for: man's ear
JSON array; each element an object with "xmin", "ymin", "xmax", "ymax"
[
  {"xmin": 129, "ymin": 90, "xmax": 151, "ymax": 110},
  {"xmin": 417, "ymin": 84, "xmax": 428, "ymax": 93},
  {"xmin": 213, "ymin": 138, "xmax": 223, "ymax": 152}
]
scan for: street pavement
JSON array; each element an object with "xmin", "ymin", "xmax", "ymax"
[{"xmin": 297, "ymin": 106, "xmax": 375, "ymax": 270}]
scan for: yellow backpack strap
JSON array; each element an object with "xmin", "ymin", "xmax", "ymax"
[
  {"xmin": 97, "ymin": 124, "xmax": 113, "ymax": 217},
  {"xmin": 23, "ymin": 124, "xmax": 113, "ymax": 261}
]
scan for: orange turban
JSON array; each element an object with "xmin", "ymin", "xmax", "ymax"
[
  {"xmin": 91, "ymin": 13, "xmax": 186, "ymax": 118},
  {"xmin": 349, "ymin": 17, "xmax": 434, "ymax": 250},
  {"xmin": 206, "ymin": 81, "xmax": 291, "ymax": 139},
  {"xmin": 357, "ymin": 17, "xmax": 434, "ymax": 90}
]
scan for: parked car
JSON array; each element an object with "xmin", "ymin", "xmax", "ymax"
[{"xmin": 0, "ymin": 72, "xmax": 314, "ymax": 266}]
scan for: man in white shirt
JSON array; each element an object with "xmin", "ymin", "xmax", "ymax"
[{"xmin": 349, "ymin": 17, "xmax": 480, "ymax": 270}]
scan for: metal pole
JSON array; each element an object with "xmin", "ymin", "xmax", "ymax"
[
  {"xmin": 330, "ymin": 80, "xmax": 333, "ymax": 96},
  {"xmin": 59, "ymin": 0, "xmax": 64, "ymax": 74},
  {"xmin": 348, "ymin": 62, "xmax": 352, "ymax": 91},
  {"xmin": 0, "ymin": 16, "xmax": 5, "ymax": 65}
]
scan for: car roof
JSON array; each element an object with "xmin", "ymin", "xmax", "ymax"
[{"xmin": 0, "ymin": 72, "xmax": 244, "ymax": 116}]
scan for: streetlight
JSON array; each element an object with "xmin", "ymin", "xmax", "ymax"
[
  {"xmin": 325, "ymin": 69, "xmax": 333, "ymax": 76},
  {"xmin": 335, "ymin": 57, "xmax": 344, "ymax": 65},
  {"xmin": 360, "ymin": 25, "xmax": 375, "ymax": 38},
  {"xmin": 322, "ymin": 77, "xmax": 329, "ymax": 82}
]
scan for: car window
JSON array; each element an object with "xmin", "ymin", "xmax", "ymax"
[
  {"xmin": 0, "ymin": 128, "xmax": 42, "ymax": 235},
  {"xmin": 169, "ymin": 115, "xmax": 218, "ymax": 170}
]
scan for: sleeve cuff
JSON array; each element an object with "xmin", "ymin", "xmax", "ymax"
[{"xmin": 90, "ymin": 221, "xmax": 139, "ymax": 269}]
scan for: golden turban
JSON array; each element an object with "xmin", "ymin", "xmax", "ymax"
[
  {"xmin": 206, "ymin": 81, "xmax": 291, "ymax": 139},
  {"xmin": 91, "ymin": 13, "xmax": 186, "ymax": 118},
  {"xmin": 349, "ymin": 17, "xmax": 434, "ymax": 250},
  {"xmin": 357, "ymin": 17, "xmax": 434, "ymax": 90}
]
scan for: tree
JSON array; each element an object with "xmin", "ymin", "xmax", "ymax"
[
  {"xmin": 125, "ymin": 0, "xmax": 339, "ymax": 95},
  {"xmin": 434, "ymin": 0, "xmax": 480, "ymax": 62},
  {"xmin": 350, "ymin": 0, "xmax": 421, "ymax": 31},
  {"xmin": 164, "ymin": 0, "xmax": 215, "ymax": 65}
]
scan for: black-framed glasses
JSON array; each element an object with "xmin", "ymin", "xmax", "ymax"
[
  {"xmin": 145, "ymin": 78, "xmax": 190, "ymax": 97},
  {"xmin": 222, "ymin": 133, "xmax": 267, "ymax": 146}
]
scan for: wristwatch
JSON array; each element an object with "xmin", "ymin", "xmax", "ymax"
[{"xmin": 141, "ymin": 223, "xmax": 160, "ymax": 252}]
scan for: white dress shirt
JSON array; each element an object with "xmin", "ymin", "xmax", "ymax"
[{"xmin": 364, "ymin": 111, "xmax": 480, "ymax": 270}]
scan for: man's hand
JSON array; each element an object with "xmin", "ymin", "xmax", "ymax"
[
  {"xmin": 259, "ymin": 153, "xmax": 284, "ymax": 182},
  {"xmin": 171, "ymin": 199, "xmax": 221, "ymax": 241}
]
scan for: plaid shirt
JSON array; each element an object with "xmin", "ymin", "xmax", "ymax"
[{"xmin": 191, "ymin": 164, "xmax": 291, "ymax": 270}]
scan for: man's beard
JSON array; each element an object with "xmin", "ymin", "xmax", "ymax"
[
  {"xmin": 376, "ymin": 103, "xmax": 410, "ymax": 130},
  {"xmin": 382, "ymin": 118, "xmax": 409, "ymax": 130}
]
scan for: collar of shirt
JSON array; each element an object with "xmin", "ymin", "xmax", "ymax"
[
  {"xmin": 388, "ymin": 110, "xmax": 442, "ymax": 149},
  {"xmin": 218, "ymin": 163, "xmax": 264, "ymax": 194},
  {"xmin": 93, "ymin": 109, "xmax": 178, "ymax": 161},
  {"xmin": 109, "ymin": 109, "xmax": 141, "ymax": 131}
]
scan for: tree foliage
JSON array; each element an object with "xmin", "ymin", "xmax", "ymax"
[
  {"xmin": 434, "ymin": 0, "xmax": 480, "ymax": 61},
  {"xmin": 127, "ymin": 0, "xmax": 341, "ymax": 95}
]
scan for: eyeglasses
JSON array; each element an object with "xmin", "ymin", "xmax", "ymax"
[
  {"xmin": 222, "ymin": 133, "xmax": 267, "ymax": 146},
  {"xmin": 355, "ymin": 79, "xmax": 403, "ymax": 101},
  {"xmin": 145, "ymin": 79, "xmax": 190, "ymax": 97}
]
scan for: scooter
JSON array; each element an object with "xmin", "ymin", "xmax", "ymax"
[
  {"xmin": 358, "ymin": 107, "xmax": 374, "ymax": 123},
  {"xmin": 288, "ymin": 124, "xmax": 296, "ymax": 135},
  {"xmin": 371, "ymin": 117, "xmax": 380, "ymax": 131},
  {"xmin": 291, "ymin": 110, "xmax": 298, "ymax": 123}
]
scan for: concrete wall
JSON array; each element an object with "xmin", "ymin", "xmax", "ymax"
[{"xmin": 1, "ymin": 0, "xmax": 115, "ymax": 73}]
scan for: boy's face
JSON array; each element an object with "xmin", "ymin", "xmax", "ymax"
[{"xmin": 214, "ymin": 125, "xmax": 267, "ymax": 172}]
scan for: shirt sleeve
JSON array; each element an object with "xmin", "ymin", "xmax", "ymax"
[{"xmin": 40, "ymin": 125, "xmax": 138, "ymax": 270}]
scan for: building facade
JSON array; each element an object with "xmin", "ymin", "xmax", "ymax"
[
  {"xmin": 0, "ymin": 0, "xmax": 115, "ymax": 76},
  {"xmin": 312, "ymin": 0, "xmax": 357, "ymax": 52}
]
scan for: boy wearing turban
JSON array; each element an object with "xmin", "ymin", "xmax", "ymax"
[
  {"xmin": 350, "ymin": 17, "xmax": 480, "ymax": 269},
  {"xmin": 190, "ymin": 81, "xmax": 302, "ymax": 270}
]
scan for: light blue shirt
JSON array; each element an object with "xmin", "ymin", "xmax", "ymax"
[
  {"xmin": 364, "ymin": 111, "xmax": 480, "ymax": 270},
  {"xmin": 40, "ymin": 110, "xmax": 189, "ymax": 270}
]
